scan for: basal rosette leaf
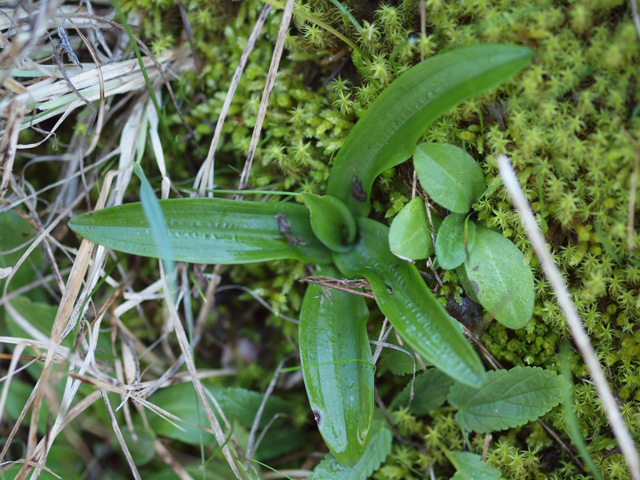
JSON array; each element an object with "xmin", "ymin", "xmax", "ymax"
[
  {"xmin": 447, "ymin": 366, "xmax": 570, "ymax": 433},
  {"xmin": 327, "ymin": 44, "xmax": 532, "ymax": 216},
  {"xmin": 333, "ymin": 218, "xmax": 486, "ymax": 388},
  {"xmin": 68, "ymin": 198, "xmax": 332, "ymax": 265},
  {"xmin": 299, "ymin": 266, "xmax": 375, "ymax": 466}
]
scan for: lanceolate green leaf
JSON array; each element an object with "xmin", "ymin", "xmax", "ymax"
[
  {"xmin": 414, "ymin": 143, "xmax": 487, "ymax": 214},
  {"xmin": 447, "ymin": 366, "xmax": 570, "ymax": 433},
  {"xmin": 299, "ymin": 266, "xmax": 375, "ymax": 467},
  {"xmin": 308, "ymin": 411, "xmax": 392, "ymax": 480},
  {"xmin": 326, "ymin": 44, "xmax": 532, "ymax": 216},
  {"xmin": 464, "ymin": 224, "xmax": 534, "ymax": 329},
  {"xmin": 302, "ymin": 193, "xmax": 357, "ymax": 253},
  {"xmin": 68, "ymin": 198, "xmax": 332, "ymax": 265},
  {"xmin": 333, "ymin": 218, "xmax": 486, "ymax": 388}
]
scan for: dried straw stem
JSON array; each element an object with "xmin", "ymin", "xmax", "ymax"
[{"xmin": 498, "ymin": 154, "xmax": 640, "ymax": 480}]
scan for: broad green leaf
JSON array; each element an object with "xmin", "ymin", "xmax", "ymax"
[
  {"xmin": 302, "ymin": 193, "xmax": 357, "ymax": 253},
  {"xmin": 388, "ymin": 198, "xmax": 441, "ymax": 261},
  {"xmin": 414, "ymin": 143, "xmax": 486, "ymax": 213},
  {"xmin": 69, "ymin": 198, "xmax": 332, "ymax": 265},
  {"xmin": 300, "ymin": 266, "xmax": 374, "ymax": 466},
  {"xmin": 333, "ymin": 218, "xmax": 486, "ymax": 388},
  {"xmin": 390, "ymin": 369, "xmax": 454, "ymax": 415},
  {"xmin": 435, "ymin": 214, "xmax": 476, "ymax": 270},
  {"xmin": 326, "ymin": 44, "xmax": 532, "ymax": 216},
  {"xmin": 148, "ymin": 383, "xmax": 294, "ymax": 447},
  {"xmin": 447, "ymin": 366, "xmax": 570, "ymax": 433},
  {"xmin": 0, "ymin": 209, "xmax": 43, "ymax": 293},
  {"xmin": 463, "ymin": 225, "xmax": 534, "ymax": 329},
  {"xmin": 308, "ymin": 411, "xmax": 392, "ymax": 480},
  {"xmin": 447, "ymin": 451, "xmax": 506, "ymax": 480}
]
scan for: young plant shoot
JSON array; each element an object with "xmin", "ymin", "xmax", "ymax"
[{"xmin": 69, "ymin": 44, "xmax": 533, "ymax": 467}]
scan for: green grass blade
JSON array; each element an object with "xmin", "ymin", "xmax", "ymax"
[
  {"xmin": 299, "ymin": 265, "xmax": 375, "ymax": 466},
  {"xmin": 560, "ymin": 344, "xmax": 605, "ymax": 480},
  {"xmin": 134, "ymin": 165, "xmax": 175, "ymax": 276},
  {"xmin": 326, "ymin": 44, "xmax": 532, "ymax": 216},
  {"xmin": 68, "ymin": 198, "xmax": 332, "ymax": 265},
  {"xmin": 333, "ymin": 218, "xmax": 486, "ymax": 388}
]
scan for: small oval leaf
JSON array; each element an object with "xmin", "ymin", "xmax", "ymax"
[
  {"xmin": 333, "ymin": 218, "xmax": 486, "ymax": 388},
  {"xmin": 448, "ymin": 451, "xmax": 506, "ymax": 480},
  {"xmin": 447, "ymin": 366, "xmax": 570, "ymax": 433},
  {"xmin": 302, "ymin": 193, "xmax": 357, "ymax": 253},
  {"xmin": 435, "ymin": 214, "xmax": 476, "ymax": 270},
  {"xmin": 69, "ymin": 198, "xmax": 332, "ymax": 265},
  {"xmin": 389, "ymin": 198, "xmax": 441, "ymax": 261},
  {"xmin": 464, "ymin": 224, "xmax": 534, "ymax": 329},
  {"xmin": 327, "ymin": 44, "xmax": 531, "ymax": 216},
  {"xmin": 299, "ymin": 266, "xmax": 375, "ymax": 466},
  {"xmin": 414, "ymin": 143, "xmax": 487, "ymax": 213}
]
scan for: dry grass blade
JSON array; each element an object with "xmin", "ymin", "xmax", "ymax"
[
  {"xmin": 196, "ymin": 4, "xmax": 272, "ymax": 196},
  {"xmin": 0, "ymin": 51, "xmax": 185, "ymax": 136},
  {"xmin": 627, "ymin": 150, "xmax": 639, "ymax": 252},
  {"xmin": 246, "ymin": 358, "xmax": 287, "ymax": 462},
  {"xmin": 160, "ymin": 279, "xmax": 247, "ymax": 479},
  {"xmin": 100, "ymin": 389, "xmax": 142, "ymax": 480},
  {"xmin": 498, "ymin": 154, "xmax": 640, "ymax": 480},
  {"xmin": 0, "ymin": 342, "xmax": 27, "ymax": 425},
  {"xmin": 237, "ymin": 0, "xmax": 296, "ymax": 193},
  {"xmin": 0, "ymin": 99, "xmax": 25, "ymax": 201},
  {"xmin": 0, "ymin": 0, "xmax": 61, "ymax": 85},
  {"xmin": 12, "ymin": 174, "xmax": 113, "ymax": 480},
  {"xmin": 154, "ymin": 439, "xmax": 195, "ymax": 480}
]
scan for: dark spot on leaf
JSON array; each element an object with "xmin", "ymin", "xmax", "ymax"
[
  {"xmin": 351, "ymin": 177, "xmax": 366, "ymax": 202},
  {"xmin": 275, "ymin": 213, "xmax": 309, "ymax": 246},
  {"xmin": 313, "ymin": 409, "xmax": 323, "ymax": 427},
  {"xmin": 385, "ymin": 282, "xmax": 393, "ymax": 295}
]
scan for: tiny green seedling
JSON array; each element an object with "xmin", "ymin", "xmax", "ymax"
[
  {"xmin": 69, "ymin": 44, "xmax": 533, "ymax": 467},
  {"xmin": 390, "ymin": 142, "xmax": 535, "ymax": 329}
]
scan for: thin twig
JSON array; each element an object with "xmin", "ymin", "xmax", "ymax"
[
  {"xmin": 627, "ymin": 149, "xmax": 639, "ymax": 252},
  {"xmin": 629, "ymin": 0, "xmax": 640, "ymax": 43},
  {"xmin": 498, "ymin": 154, "xmax": 640, "ymax": 480},
  {"xmin": 246, "ymin": 358, "xmax": 288, "ymax": 462}
]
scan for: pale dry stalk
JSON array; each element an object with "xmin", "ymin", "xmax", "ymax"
[{"xmin": 498, "ymin": 154, "xmax": 640, "ymax": 480}]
